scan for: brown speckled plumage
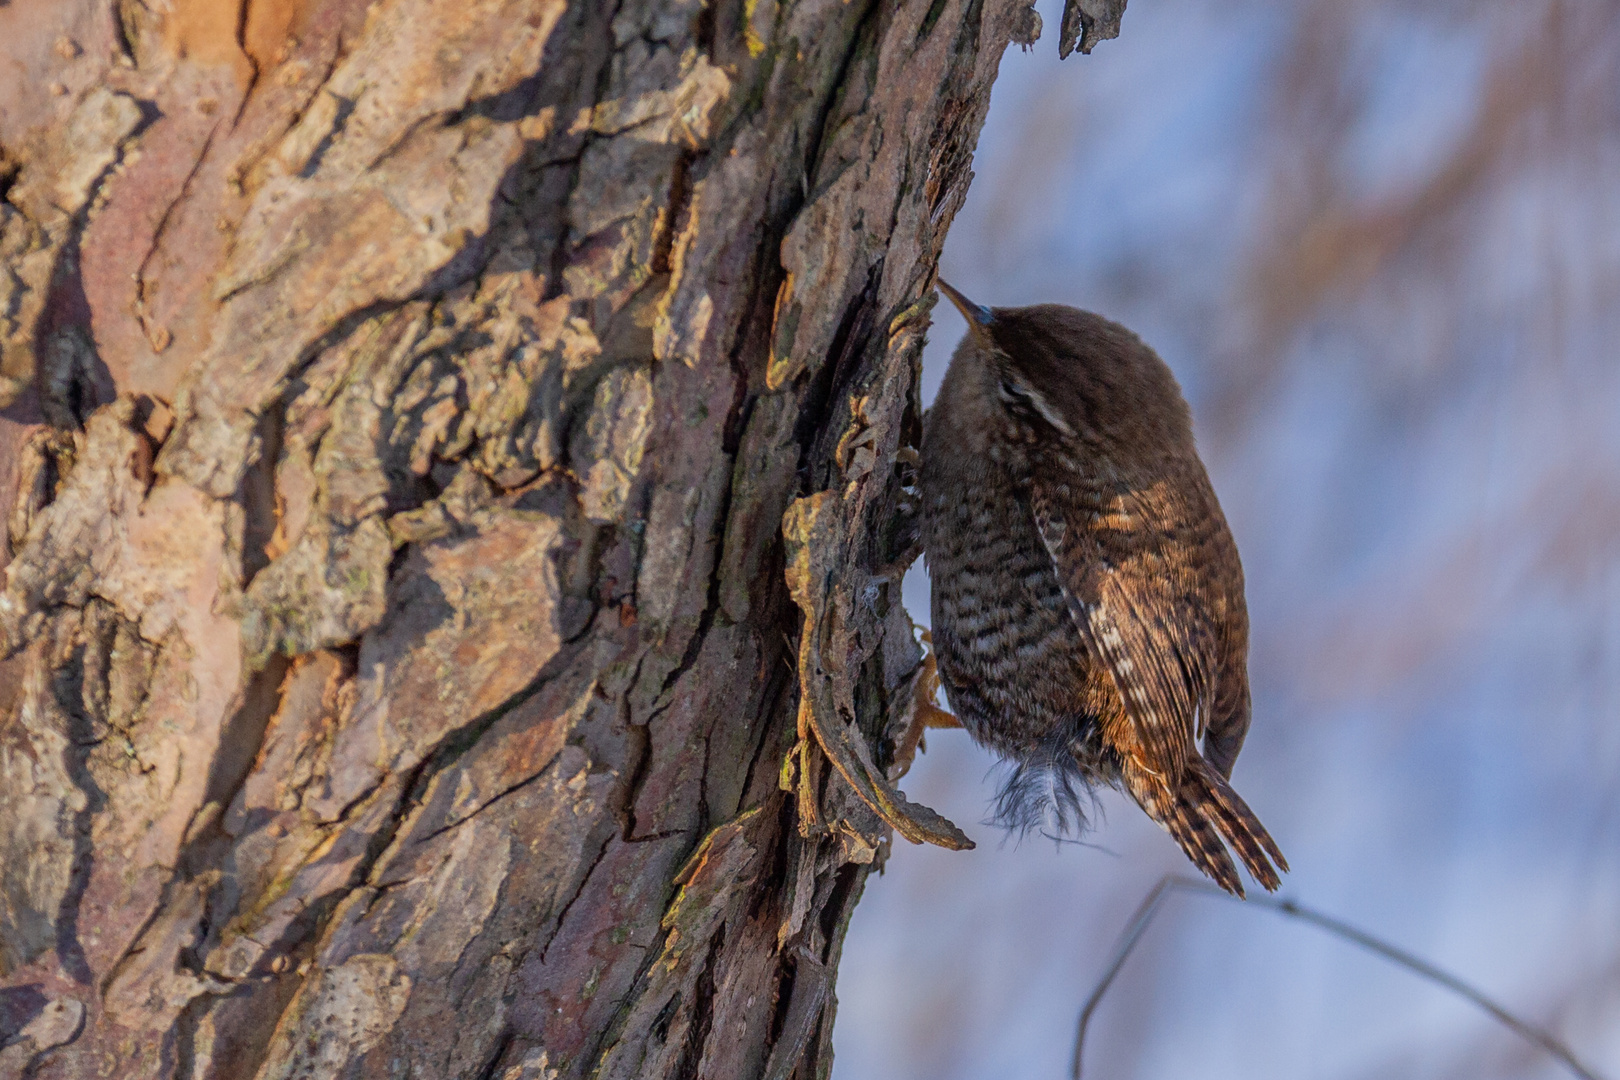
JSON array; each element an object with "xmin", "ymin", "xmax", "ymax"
[{"xmin": 920, "ymin": 283, "xmax": 1287, "ymax": 896}]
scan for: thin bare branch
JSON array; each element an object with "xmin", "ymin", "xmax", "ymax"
[{"xmin": 1072, "ymin": 875, "xmax": 1608, "ymax": 1080}]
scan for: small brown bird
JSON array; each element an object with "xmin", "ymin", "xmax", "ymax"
[{"xmin": 920, "ymin": 281, "xmax": 1287, "ymax": 895}]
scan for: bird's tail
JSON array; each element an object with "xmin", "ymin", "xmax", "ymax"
[{"xmin": 1126, "ymin": 757, "xmax": 1288, "ymax": 897}]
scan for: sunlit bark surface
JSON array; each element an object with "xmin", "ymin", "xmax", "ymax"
[{"xmin": 0, "ymin": 1, "xmax": 1040, "ymax": 1075}]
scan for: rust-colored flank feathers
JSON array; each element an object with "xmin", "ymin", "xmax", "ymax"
[{"xmin": 920, "ymin": 281, "xmax": 1287, "ymax": 896}]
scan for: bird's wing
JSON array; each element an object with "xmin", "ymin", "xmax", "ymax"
[{"xmin": 1030, "ymin": 478, "xmax": 1217, "ymax": 782}]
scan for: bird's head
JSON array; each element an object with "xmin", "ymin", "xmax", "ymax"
[{"xmin": 935, "ymin": 280, "xmax": 1196, "ymax": 468}]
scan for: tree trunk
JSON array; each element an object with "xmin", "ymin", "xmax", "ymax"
[{"xmin": 0, "ymin": 1, "xmax": 1049, "ymax": 1076}]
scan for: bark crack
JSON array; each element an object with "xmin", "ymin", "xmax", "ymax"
[
  {"xmin": 231, "ymin": 0, "xmax": 261, "ymax": 129},
  {"xmin": 537, "ymin": 831, "xmax": 613, "ymax": 964},
  {"xmin": 649, "ymin": 150, "xmax": 694, "ymax": 276},
  {"xmin": 134, "ymin": 123, "xmax": 220, "ymax": 354},
  {"xmin": 670, "ymin": 929, "xmax": 724, "ymax": 1080},
  {"xmin": 412, "ymin": 751, "xmax": 564, "ymax": 847},
  {"xmin": 800, "ymin": 0, "xmax": 884, "ymax": 201},
  {"xmin": 473, "ymin": 1032, "xmax": 517, "ymax": 1080}
]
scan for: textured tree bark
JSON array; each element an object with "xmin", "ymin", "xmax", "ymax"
[{"xmin": 0, "ymin": 1, "xmax": 1048, "ymax": 1076}]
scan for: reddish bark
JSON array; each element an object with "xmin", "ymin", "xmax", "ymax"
[{"xmin": 0, "ymin": 1, "xmax": 1046, "ymax": 1076}]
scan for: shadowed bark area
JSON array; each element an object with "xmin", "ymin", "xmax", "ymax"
[{"xmin": 0, "ymin": 0, "xmax": 1045, "ymax": 1076}]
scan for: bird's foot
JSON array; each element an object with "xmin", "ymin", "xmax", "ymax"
[{"xmin": 891, "ymin": 630, "xmax": 963, "ymax": 779}]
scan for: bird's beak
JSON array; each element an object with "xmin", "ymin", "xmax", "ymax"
[{"xmin": 936, "ymin": 278, "xmax": 993, "ymax": 332}]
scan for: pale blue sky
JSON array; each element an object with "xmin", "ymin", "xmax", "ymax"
[{"xmin": 836, "ymin": 1, "xmax": 1620, "ymax": 1077}]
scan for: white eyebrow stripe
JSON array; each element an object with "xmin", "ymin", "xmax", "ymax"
[
  {"xmin": 1021, "ymin": 384, "xmax": 1074, "ymax": 436},
  {"xmin": 1000, "ymin": 373, "xmax": 1074, "ymax": 437}
]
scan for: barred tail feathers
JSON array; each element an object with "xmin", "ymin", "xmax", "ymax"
[
  {"xmin": 1189, "ymin": 758, "xmax": 1289, "ymax": 883},
  {"xmin": 1125, "ymin": 756, "xmax": 1287, "ymax": 897}
]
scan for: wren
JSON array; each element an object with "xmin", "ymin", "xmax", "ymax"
[{"xmin": 919, "ymin": 281, "xmax": 1286, "ymax": 895}]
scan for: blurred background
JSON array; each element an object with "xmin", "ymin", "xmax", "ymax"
[{"xmin": 833, "ymin": 0, "xmax": 1620, "ymax": 1077}]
